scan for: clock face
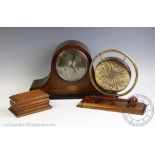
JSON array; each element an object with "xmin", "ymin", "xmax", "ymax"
[
  {"xmin": 95, "ymin": 57, "xmax": 131, "ymax": 92},
  {"xmin": 56, "ymin": 49, "xmax": 88, "ymax": 82}
]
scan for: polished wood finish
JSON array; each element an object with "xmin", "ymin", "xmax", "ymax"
[
  {"xmin": 10, "ymin": 89, "xmax": 49, "ymax": 104},
  {"xmin": 30, "ymin": 40, "xmax": 101, "ymax": 99},
  {"xmin": 9, "ymin": 106, "xmax": 51, "ymax": 118},
  {"xmin": 9, "ymin": 89, "xmax": 52, "ymax": 117},
  {"xmin": 128, "ymin": 96, "xmax": 138, "ymax": 106},
  {"xmin": 77, "ymin": 96, "xmax": 146, "ymax": 115}
]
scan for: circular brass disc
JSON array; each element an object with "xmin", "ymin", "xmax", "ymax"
[
  {"xmin": 95, "ymin": 57, "xmax": 131, "ymax": 92},
  {"xmin": 89, "ymin": 49, "xmax": 138, "ymax": 97}
]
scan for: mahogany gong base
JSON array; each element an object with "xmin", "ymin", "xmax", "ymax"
[{"xmin": 77, "ymin": 96, "xmax": 146, "ymax": 115}]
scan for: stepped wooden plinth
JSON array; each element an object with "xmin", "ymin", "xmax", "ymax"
[{"xmin": 9, "ymin": 89, "xmax": 52, "ymax": 117}]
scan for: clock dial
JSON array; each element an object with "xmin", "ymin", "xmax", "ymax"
[
  {"xmin": 56, "ymin": 49, "xmax": 88, "ymax": 82},
  {"xmin": 95, "ymin": 57, "xmax": 131, "ymax": 92}
]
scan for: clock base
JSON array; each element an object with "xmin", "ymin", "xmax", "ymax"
[
  {"xmin": 48, "ymin": 93, "xmax": 103, "ymax": 99},
  {"xmin": 77, "ymin": 96, "xmax": 146, "ymax": 115},
  {"xmin": 30, "ymin": 78, "xmax": 102, "ymax": 99}
]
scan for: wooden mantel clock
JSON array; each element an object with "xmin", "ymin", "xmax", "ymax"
[{"xmin": 30, "ymin": 40, "xmax": 100, "ymax": 99}]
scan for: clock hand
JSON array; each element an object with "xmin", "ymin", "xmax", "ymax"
[
  {"xmin": 70, "ymin": 52, "xmax": 77, "ymax": 73},
  {"xmin": 71, "ymin": 52, "xmax": 76, "ymax": 68}
]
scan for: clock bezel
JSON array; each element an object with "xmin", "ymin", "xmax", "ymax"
[{"xmin": 55, "ymin": 48, "xmax": 89, "ymax": 82}]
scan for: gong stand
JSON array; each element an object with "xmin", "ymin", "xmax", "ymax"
[
  {"xmin": 30, "ymin": 40, "xmax": 101, "ymax": 99},
  {"xmin": 77, "ymin": 49, "xmax": 147, "ymax": 115},
  {"xmin": 77, "ymin": 95, "xmax": 146, "ymax": 115}
]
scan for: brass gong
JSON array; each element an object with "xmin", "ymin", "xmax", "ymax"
[
  {"xmin": 89, "ymin": 49, "xmax": 138, "ymax": 97},
  {"xmin": 95, "ymin": 57, "xmax": 131, "ymax": 93}
]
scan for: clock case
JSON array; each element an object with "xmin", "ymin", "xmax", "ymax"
[{"xmin": 30, "ymin": 40, "xmax": 101, "ymax": 99}]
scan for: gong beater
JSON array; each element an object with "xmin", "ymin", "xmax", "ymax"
[{"xmin": 77, "ymin": 49, "xmax": 146, "ymax": 115}]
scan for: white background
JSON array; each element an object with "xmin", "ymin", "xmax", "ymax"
[
  {"xmin": 0, "ymin": 0, "xmax": 155, "ymax": 155},
  {"xmin": 1, "ymin": 27, "xmax": 154, "ymax": 127}
]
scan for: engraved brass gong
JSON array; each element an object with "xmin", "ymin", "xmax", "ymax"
[
  {"xmin": 89, "ymin": 49, "xmax": 138, "ymax": 97},
  {"xmin": 95, "ymin": 57, "xmax": 131, "ymax": 92}
]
